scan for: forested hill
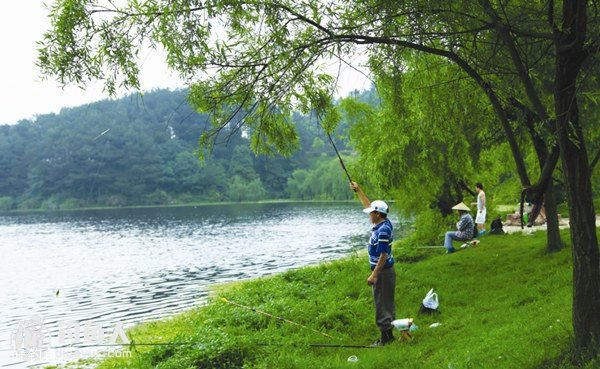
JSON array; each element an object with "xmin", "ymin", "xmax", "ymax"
[{"xmin": 0, "ymin": 89, "xmax": 360, "ymax": 211}]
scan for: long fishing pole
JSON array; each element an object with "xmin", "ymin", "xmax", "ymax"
[
  {"xmin": 316, "ymin": 115, "xmax": 353, "ymax": 184},
  {"xmin": 221, "ymin": 297, "xmax": 334, "ymax": 339},
  {"xmin": 326, "ymin": 130, "xmax": 353, "ymax": 184},
  {"xmin": 1, "ymin": 341, "xmax": 377, "ymax": 352}
]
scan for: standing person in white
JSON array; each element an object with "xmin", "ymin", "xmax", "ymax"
[{"xmin": 474, "ymin": 183, "xmax": 486, "ymax": 235}]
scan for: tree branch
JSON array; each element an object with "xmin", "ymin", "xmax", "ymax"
[
  {"xmin": 548, "ymin": 0, "xmax": 559, "ymax": 33},
  {"xmin": 537, "ymin": 145, "xmax": 560, "ymax": 193},
  {"xmin": 590, "ymin": 147, "xmax": 600, "ymax": 175},
  {"xmin": 480, "ymin": 0, "xmax": 551, "ymax": 123},
  {"xmin": 458, "ymin": 180, "xmax": 477, "ymax": 197},
  {"xmin": 331, "ymin": 32, "xmax": 532, "ymax": 186}
]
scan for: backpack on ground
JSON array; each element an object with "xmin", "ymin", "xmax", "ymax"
[{"xmin": 490, "ymin": 218, "xmax": 504, "ymax": 234}]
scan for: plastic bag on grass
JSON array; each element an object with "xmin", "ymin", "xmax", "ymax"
[{"xmin": 419, "ymin": 288, "xmax": 439, "ymax": 314}]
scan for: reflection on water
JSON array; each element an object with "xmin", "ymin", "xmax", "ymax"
[{"xmin": 0, "ymin": 202, "xmax": 407, "ymax": 368}]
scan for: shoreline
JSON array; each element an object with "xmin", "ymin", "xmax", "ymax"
[
  {"xmin": 53, "ymin": 228, "xmax": 600, "ymax": 369},
  {"xmin": 0, "ymin": 199, "xmax": 357, "ymax": 215}
]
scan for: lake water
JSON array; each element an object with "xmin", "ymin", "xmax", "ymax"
[{"xmin": 0, "ymin": 202, "xmax": 407, "ymax": 368}]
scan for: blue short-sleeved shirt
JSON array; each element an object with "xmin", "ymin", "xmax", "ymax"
[{"xmin": 368, "ymin": 219, "xmax": 394, "ymax": 270}]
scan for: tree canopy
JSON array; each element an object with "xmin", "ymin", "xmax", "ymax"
[{"xmin": 0, "ymin": 89, "xmax": 355, "ymax": 210}]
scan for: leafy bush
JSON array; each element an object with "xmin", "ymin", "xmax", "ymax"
[
  {"xmin": 41, "ymin": 195, "xmax": 61, "ymax": 211},
  {"xmin": 226, "ymin": 176, "xmax": 267, "ymax": 202},
  {"xmin": 17, "ymin": 197, "xmax": 41, "ymax": 210},
  {"xmin": 60, "ymin": 198, "xmax": 82, "ymax": 210},
  {"xmin": 145, "ymin": 190, "xmax": 170, "ymax": 205},
  {"xmin": 0, "ymin": 196, "xmax": 14, "ymax": 211},
  {"xmin": 401, "ymin": 208, "xmax": 449, "ymax": 247}
]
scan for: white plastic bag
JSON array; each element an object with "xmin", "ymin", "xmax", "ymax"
[{"xmin": 422, "ymin": 288, "xmax": 439, "ymax": 310}]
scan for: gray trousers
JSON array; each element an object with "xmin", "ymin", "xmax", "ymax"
[{"xmin": 372, "ymin": 266, "xmax": 396, "ymax": 332}]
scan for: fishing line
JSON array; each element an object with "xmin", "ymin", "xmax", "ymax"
[
  {"xmin": 220, "ymin": 297, "xmax": 334, "ymax": 339},
  {"xmin": 87, "ymin": 127, "xmax": 112, "ymax": 200}
]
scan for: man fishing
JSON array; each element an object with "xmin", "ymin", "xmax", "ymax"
[{"xmin": 350, "ymin": 181, "xmax": 396, "ymax": 347}]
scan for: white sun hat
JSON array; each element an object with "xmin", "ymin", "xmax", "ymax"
[{"xmin": 362, "ymin": 200, "xmax": 389, "ymax": 214}]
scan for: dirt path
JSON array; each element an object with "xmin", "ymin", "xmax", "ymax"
[{"xmin": 503, "ymin": 215, "xmax": 600, "ymax": 234}]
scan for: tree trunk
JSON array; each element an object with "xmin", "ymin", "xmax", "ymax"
[
  {"xmin": 543, "ymin": 183, "xmax": 563, "ymax": 252},
  {"xmin": 557, "ymin": 114, "xmax": 600, "ymax": 352},
  {"xmin": 555, "ymin": 0, "xmax": 600, "ymax": 352},
  {"xmin": 520, "ymin": 107, "xmax": 562, "ymax": 252}
]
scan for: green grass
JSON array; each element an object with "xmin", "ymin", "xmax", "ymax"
[{"xmin": 68, "ymin": 230, "xmax": 600, "ymax": 369}]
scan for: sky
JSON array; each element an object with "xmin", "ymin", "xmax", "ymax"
[{"xmin": 0, "ymin": 2, "xmax": 371, "ymax": 125}]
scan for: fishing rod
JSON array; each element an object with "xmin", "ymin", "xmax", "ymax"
[
  {"xmin": 262, "ymin": 343, "xmax": 376, "ymax": 349},
  {"xmin": 2, "ymin": 341, "xmax": 377, "ymax": 352},
  {"xmin": 316, "ymin": 115, "xmax": 353, "ymax": 185},
  {"xmin": 326, "ymin": 130, "xmax": 353, "ymax": 184},
  {"xmin": 221, "ymin": 297, "xmax": 334, "ymax": 339}
]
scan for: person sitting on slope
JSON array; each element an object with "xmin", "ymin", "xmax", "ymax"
[{"xmin": 443, "ymin": 202, "xmax": 475, "ymax": 254}]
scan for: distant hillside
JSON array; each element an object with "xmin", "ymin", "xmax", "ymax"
[{"xmin": 0, "ymin": 89, "xmax": 363, "ymax": 211}]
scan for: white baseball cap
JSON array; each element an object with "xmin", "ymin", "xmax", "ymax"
[{"xmin": 363, "ymin": 200, "xmax": 389, "ymax": 214}]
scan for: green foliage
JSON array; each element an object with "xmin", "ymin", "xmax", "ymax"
[
  {"xmin": 17, "ymin": 197, "xmax": 41, "ymax": 210},
  {"xmin": 0, "ymin": 89, "xmax": 358, "ymax": 210},
  {"xmin": 87, "ymin": 229, "xmax": 599, "ymax": 369},
  {"xmin": 226, "ymin": 176, "xmax": 267, "ymax": 202},
  {"xmin": 41, "ymin": 195, "xmax": 61, "ymax": 211},
  {"xmin": 286, "ymin": 158, "xmax": 354, "ymax": 200},
  {"xmin": 345, "ymin": 54, "xmax": 513, "ymax": 218},
  {"xmin": 33, "ymin": 0, "xmax": 597, "ymax": 219},
  {"xmin": 0, "ymin": 196, "xmax": 14, "ymax": 211},
  {"xmin": 400, "ymin": 209, "xmax": 449, "ymax": 248},
  {"xmin": 60, "ymin": 198, "xmax": 82, "ymax": 210},
  {"xmin": 144, "ymin": 190, "xmax": 170, "ymax": 206}
]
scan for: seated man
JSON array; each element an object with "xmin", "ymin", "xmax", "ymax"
[{"xmin": 444, "ymin": 202, "xmax": 475, "ymax": 253}]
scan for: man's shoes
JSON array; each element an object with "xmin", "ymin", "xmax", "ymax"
[
  {"xmin": 370, "ymin": 329, "xmax": 394, "ymax": 347},
  {"xmin": 446, "ymin": 247, "xmax": 455, "ymax": 254}
]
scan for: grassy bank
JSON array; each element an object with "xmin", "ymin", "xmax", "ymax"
[{"xmin": 64, "ymin": 230, "xmax": 599, "ymax": 369}]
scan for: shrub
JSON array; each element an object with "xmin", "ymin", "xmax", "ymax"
[
  {"xmin": 17, "ymin": 197, "xmax": 41, "ymax": 210},
  {"xmin": 60, "ymin": 198, "xmax": 82, "ymax": 210},
  {"xmin": 41, "ymin": 195, "xmax": 61, "ymax": 211},
  {"xmin": 145, "ymin": 190, "xmax": 170, "ymax": 205},
  {"xmin": 0, "ymin": 196, "xmax": 14, "ymax": 211}
]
